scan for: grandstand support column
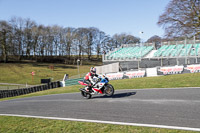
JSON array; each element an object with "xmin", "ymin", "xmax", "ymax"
[
  {"xmin": 127, "ymin": 63, "xmax": 129, "ymax": 70},
  {"xmin": 197, "ymin": 48, "xmax": 200, "ymax": 63},
  {"xmin": 196, "ymin": 56, "xmax": 198, "ymax": 63},
  {"xmin": 160, "ymin": 49, "xmax": 164, "ymax": 66},
  {"xmin": 138, "ymin": 59, "xmax": 140, "ymax": 70},
  {"xmin": 196, "ymin": 47, "xmax": 199, "ymax": 63},
  {"xmin": 188, "ymin": 58, "xmax": 190, "ymax": 64},
  {"xmin": 176, "ymin": 57, "xmax": 179, "ymax": 65},
  {"xmin": 185, "ymin": 56, "xmax": 187, "ymax": 64},
  {"xmin": 139, "ymin": 57, "xmax": 141, "ymax": 69}
]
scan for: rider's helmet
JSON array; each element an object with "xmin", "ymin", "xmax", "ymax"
[{"xmin": 90, "ymin": 67, "xmax": 96, "ymax": 74}]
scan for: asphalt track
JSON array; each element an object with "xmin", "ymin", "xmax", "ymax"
[{"xmin": 0, "ymin": 88, "xmax": 200, "ymax": 131}]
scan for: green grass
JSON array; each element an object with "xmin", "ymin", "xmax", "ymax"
[
  {"xmin": 1, "ymin": 72, "xmax": 200, "ymax": 102},
  {"xmin": 0, "ymin": 63, "xmax": 101, "ymax": 85},
  {"xmin": 0, "ymin": 85, "xmax": 27, "ymax": 90},
  {"xmin": 1, "ymin": 63, "xmax": 200, "ymax": 132},
  {"xmin": 0, "ymin": 116, "xmax": 196, "ymax": 133},
  {"xmin": 110, "ymin": 72, "xmax": 200, "ymax": 89}
]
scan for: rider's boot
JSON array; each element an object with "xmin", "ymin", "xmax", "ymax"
[
  {"xmin": 85, "ymin": 86, "xmax": 90, "ymax": 92},
  {"xmin": 88, "ymin": 86, "xmax": 93, "ymax": 92}
]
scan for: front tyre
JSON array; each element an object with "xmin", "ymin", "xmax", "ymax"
[
  {"xmin": 104, "ymin": 84, "xmax": 114, "ymax": 96},
  {"xmin": 81, "ymin": 90, "xmax": 92, "ymax": 99}
]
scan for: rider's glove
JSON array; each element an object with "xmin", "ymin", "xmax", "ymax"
[{"xmin": 91, "ymin": 80, "xmax": 95, "ymax": 85}]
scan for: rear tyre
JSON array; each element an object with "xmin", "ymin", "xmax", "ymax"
[
  {"xmin": 81, "ymin": 90, "xmax": 92, "ymax": 99},
  {"xmin": 104, "ymin": 84, "xmax": 114, "ymax": 96}
]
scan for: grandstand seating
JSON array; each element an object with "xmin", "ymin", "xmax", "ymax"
[
  {"xmin": 153, "ymin": 44, "xmax": 200, "ymax": 57},
  {"xmin": 190, "ymin": 43, "xmax": 200, "ymax": 56},
  {"xmin": 105, "ymin": 43, "xmax": 200, "ymax": 61},
  {"xmin": 106, "ymin": 46, "xmax": 154, "ymax": 60}
]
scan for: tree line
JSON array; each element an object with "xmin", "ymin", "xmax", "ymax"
[
  {"xmin": 1, "ymin": 0, "xmax": 199, "ymax": 63},
  {"xmin": 0, "ymin": 17, "xmax": 140, "ymax": 63}
]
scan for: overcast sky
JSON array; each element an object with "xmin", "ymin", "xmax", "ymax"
[{"xmin": 0, "ymin": 0, "xmax": 170, "ymax": 41}]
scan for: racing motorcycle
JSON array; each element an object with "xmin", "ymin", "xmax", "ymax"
[{"xmin": 78, "ymin": 75, "xmax": 114, "ymax": 99}]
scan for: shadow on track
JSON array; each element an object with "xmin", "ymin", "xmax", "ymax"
[{"xmin": 92, "ymin": 91, "xmax": 137, "ymax": 99}]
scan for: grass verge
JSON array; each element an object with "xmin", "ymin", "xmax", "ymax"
[
  {"xmin": 1, "ymin": 72, "xmax": 200, "ymax": 101},
  {"xmin": 0, "ymin": 116, "xmax": 196, "ymax": 133},
  {"xmin": 110, "ymin": 72, "xmax": 200, "ymax": 89},
  {"xmin": 1, "ymin": 73, "xmax": 200, "ymax": 132},
  {"xmin": 0, "ymin": 63, "xmax": 98, "ymax": 85}
]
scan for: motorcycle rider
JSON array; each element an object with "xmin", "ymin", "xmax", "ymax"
[{"xmin": 84, "ymin": 67, "xmax": 99, "ymax": 91}]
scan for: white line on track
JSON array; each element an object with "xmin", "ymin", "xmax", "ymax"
[{"xmin": 0, "ymin": 114, "xmax": 200, "ymax": 132}]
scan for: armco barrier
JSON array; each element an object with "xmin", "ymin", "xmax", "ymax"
[{"xmin": 0, "ymin": 81, "xmax": 61, "ymax": 99}]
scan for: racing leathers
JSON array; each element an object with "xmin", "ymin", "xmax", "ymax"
[{"xmin": 84, "ymin": 72, "xmax": 98, "ymax": 91}]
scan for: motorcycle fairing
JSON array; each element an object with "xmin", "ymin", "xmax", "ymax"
[
  {"xmin": 100, "ymin": 78, "xmax": 108, "ymax": 84},
  {"xmin": 93, "ymin": 88, "xmax": 103, "ymax": 94}
]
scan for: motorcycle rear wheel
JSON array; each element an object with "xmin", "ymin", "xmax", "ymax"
[
  {"xmin": 81, "ymin": 90, "xmax": 92, "ymax": 99},
  {"xmin": 104, "ymin": 84, "xmax": 114, "ymax": 96}
]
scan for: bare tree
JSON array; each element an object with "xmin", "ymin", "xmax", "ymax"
[
  {"xmin": 45, "ymin": 26, "xmax": 54, "ymax": 56},
  {"xmin": 112, "ymin": 33, "xmax": 140, "ymax": 48},
  {"xmin": 147, "ymin": 35, "xmax": 161, "ymax": 43},
  {"xmin": 147, "ymin": 35, "xmax": 162, "ymax": 49},
  {"xmin": 0, "ymin": 21, "xmax": 12, "ymax": 62},
  {"xmin": 39, "ymin": 25, "xmax": 47, "ymax": 56},
  {"xmin": 24, "ymin": 18, "xmax": 36, "ymax": 57},
  {"xmin": 62, "ymin": 27, "xmax": 75, "ymax": 58},
  {"xmin": 32, "ymin": 25, "xmax": 40, "ymax": 57},
  {"xmin": 9, "ymin": 17, "xmax": 25, "ymax": 60},
  {"xmin": 74, "ymin": 28, "xmax": 87, "ymax": 59},
  {"xmin": 86, "ymin": 28, "xmax": 96, "ymax": 60},
  {"xmin": 158, "ymin": 0, "xmax": 200, "ymax": 38},
  {"xmin": 51, "ymin": 25, "xmax": 62, "ymax": 56},
  {"xmin": 94, "ymin": 30, "xmax": 110, "ymax": 59},
  {"xmin": 96, "ymin": 31, "xmax": 105, "ymax": 59}
]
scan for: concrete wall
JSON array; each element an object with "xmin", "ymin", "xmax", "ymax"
[{"xmin": 96, "ymin": 62, "xmax": 119, "ymax": 74}]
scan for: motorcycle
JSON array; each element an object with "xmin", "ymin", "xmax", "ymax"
[{"xmin": 78, "ymin": 75, "xmax": 114, "ymax": 99}]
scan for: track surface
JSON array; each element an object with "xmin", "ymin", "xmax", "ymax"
[{"xmin": 0, "ymin": 88, "xmax": 200, "ymax": 129}]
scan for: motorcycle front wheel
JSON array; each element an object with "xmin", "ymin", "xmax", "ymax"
[
  {"xmin": 81, "ymin": 90, "xmax": 92, "ymax": 99},
  {"xmin": 104, "ymin": 84, "xmax": 114, "ymax": 96}
]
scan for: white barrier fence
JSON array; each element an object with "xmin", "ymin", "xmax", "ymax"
[
  {"xmin": 158, "ymin": 64, "xmax": 200, "ymax": 75},
  {"xmin": 185, "ymin": 64, "xmax": 200, "ymax": 73},
  {"xmin": 158, "ymin": 66, "xmax": 184, "ymax": 75},
  {"xmin": 103, "ymin": 64, "xmax": 200, "ymax": 80},
  {"xmin": 105, "ymin": 72, "xmax": 124, "ymax": 80},
  {"xmin": 105, "ymin": 70, "xmax": 145, "ymax": 80}
]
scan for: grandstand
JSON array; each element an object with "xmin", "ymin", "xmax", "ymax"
[
  {"xmin": 106, "ymin": 45, "xmax": 154, "ymax": 60},
  {"xmin": 103, "ymin": 39, "xmax": 200, "ymax": 71}
]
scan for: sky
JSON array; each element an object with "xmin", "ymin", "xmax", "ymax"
[{"xmin": 0, "ymin": 0, "xmax": 170, "ymax": 41}]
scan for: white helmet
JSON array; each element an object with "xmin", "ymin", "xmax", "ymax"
[{"xmin": 90, "ymin": 67, "xmax": 96, "ymax": 74}]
